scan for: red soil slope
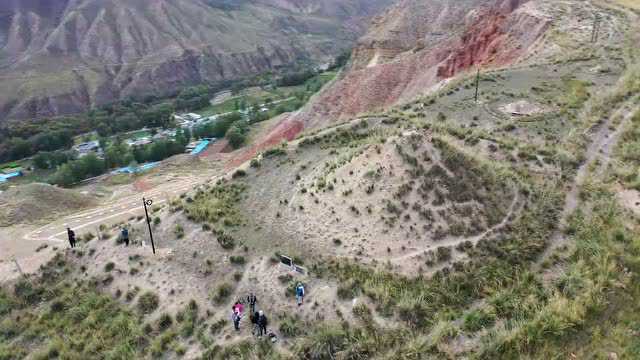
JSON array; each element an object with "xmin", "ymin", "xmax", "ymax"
[{"xmin": 244, "ymin": 0, "xmax": 549, "ymax": 154}]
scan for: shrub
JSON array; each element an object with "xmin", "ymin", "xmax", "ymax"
[
  {"xmin": 352, "ymin": 303, "xmax": 372, "ymax": 321},
  {"xmin": 279, "ymin": 315, "xmax": 303, "ymax": 337},
  {"xmin": 174, "ymin": 224, "xmax": 185, "ymax": 239},
  {"xmin": 0, "ymin": 290, "xmax": 16, "ymax": 316},
  {"xmin": 462, "ymin": 308, "xmax": 496, "ymax": 332},
  {"xmin": 263, "ymin": 147, "xmax": 287, "ymax": 158},
  {"xmin": 229, "ymin": 256, "xmax": 246, "ymax": 265},
  {"xmin": 232, "ymin": 169, "xmax": 246, "ymax": 179},
  {"xmin": 14, "ymin": 280, "xmax": 43, "ymax": 305},
  {"xmin": 157, "ymin": 313, "xmax": 173, "ymax": 331},
  {"xmin": 125, "ymin": 287, "xmax": 140, "ymax": 302},
  {"xmin": 217, "ymin": 233, "xmax": 236, "ymax": 250},
  {"xmin": 337, "ymin": 279, "xmax": 361, "ymax": 300},
  {"xmin": 137, "ymin": 291, "xmax": 160, "ymax": 314},
  {"xmin": 436, "ymin": 247, "xmax": 452, "ymax": 262},
  {"xmin": 104, "ymin": 262, "xmax": 115, "ymax": 272},
  {"xmin": 212, "ymin": 283, "xmax": 233, "ymax": 304},
  {"xmin": 210, "ymin": 319, "xmax": 227, "ymax": 335},
  {"xmin": 278, "ymin": 274, "xmax": 293, "ymax": 285}
]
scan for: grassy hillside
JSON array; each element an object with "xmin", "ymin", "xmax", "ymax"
[{"xmin": 1, "ymin": 1, "xmax": 640, "ymax": 359}]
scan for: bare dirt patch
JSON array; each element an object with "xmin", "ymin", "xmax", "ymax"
[{"xmin": 0, "ymin": 183, "xmax": 98, "ymax": 227}]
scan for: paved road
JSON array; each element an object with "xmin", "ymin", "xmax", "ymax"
[{"xmin": 25, "ymin": 175, "xmax": 202, "ymax": 243}]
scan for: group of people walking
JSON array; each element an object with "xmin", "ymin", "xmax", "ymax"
[
  {"xmin": 232, "ymin": 293, "xmax": 269, "ymax": 337},
  {"xmin": 231, "ymin": 284, "xmax": 306, "ymax": 337}
]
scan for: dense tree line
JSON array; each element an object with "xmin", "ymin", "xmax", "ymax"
[
  {"xmin": 89, "ymin": 102, "xmax": 175, "ymax": 137},
  {"xmin": 0, "ymin": 100, "xmax": 175, "ymax": 163},
  {"xmin": 176, "ymin": 85, "xmax": 211, "ymax": 111},
  {"xmin": 33, "ymin": 151, "xmax": 75, "ymax": 170},
  {"xmin": 0, "ymin": 129, "xmax": 76, "ymax": 163},
  {"xmin": 276, "ymin": 70, "xmax": 317, "ymax": 87},
  {"xmin": 192, "ymin": 113, "xmax": 242, "ymax": 139}
]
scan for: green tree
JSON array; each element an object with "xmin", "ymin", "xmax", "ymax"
[
  {"xmin": 104, "ymin": 143, "xmax": 132, "ymax": 168},
  {"xmin": 226, "ymin": 124, "xmax": 246, "ymax": 149},
  {"xmin": 8, "ymin": 138, "xmax": 32, "ymax": 160},
  {"xmin": 53, "ymin": 163, "xmax": 76, "ymax": 186},
  {"xmin": 33, "ymin": 152, "xmax": 51, "ymax": 169}
]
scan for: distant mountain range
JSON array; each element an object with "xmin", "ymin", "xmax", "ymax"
[{"xmin": 0, "ymin": 0, "xmax": 393, "ymax": 121}]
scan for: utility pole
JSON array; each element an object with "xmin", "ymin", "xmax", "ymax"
[
  {"xmin": 142, "ymin": 197, "xmax": 156, "ymax": 254},
  {"xmin": 13, "ymin": 257, "xmax": 25, "ymax": 279},
  {"xmin": 474, "ymin": 68, "xmax": 480, "ymax": 103}
]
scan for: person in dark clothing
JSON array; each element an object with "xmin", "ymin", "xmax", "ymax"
[
  {"xmin": 232, "ymin": 309, "xmax": 241, "ymax": 331},
  {"xmin": 258, "ymin": 311, "xmax": 268, "ymax": 337},
  {"xmin": 250, "ymin": 311, "xmax": 259, "ymax": 335},
  {"xmin": 247, "ymin": 293, "xmax": 257, "ymax": 314},
  {"xmin": 121, "ymin": 227, "xmax": 129, "ymax": 246},
  {"xmin": 67, "ymin": 228, "xmax": 76, "ymax": 248}
]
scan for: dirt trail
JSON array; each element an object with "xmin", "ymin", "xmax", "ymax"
[
  {"xmin": 391, "ymin": 185, "xmax": 522, "ymax": 264},
  {"xmin": 537, "ymin": 96, "xmax": 639, "ymax": 265}
]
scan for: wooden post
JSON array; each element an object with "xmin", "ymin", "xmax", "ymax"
[
  {"xmin": 13, "ymin": 257, "xmax": 25, "ymax": 278},
  {"xmin": 143, "ymin": 197, "xmax": 156, "ymax": 254},
  {"xmin": 474, "ymin": 68, "xmax": 480, "ymax": 103}
]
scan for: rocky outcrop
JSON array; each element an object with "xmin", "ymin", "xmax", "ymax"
[
  {"xmin": 287, "ymin": 0, "xmax": 550, "ymax": 131},
  {"xmin": 0, "ymin": 0, "xmax": 394, "ymax": 121}
]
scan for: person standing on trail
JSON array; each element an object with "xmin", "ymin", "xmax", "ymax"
[
  {"xmin": 233, "ymin": 300, "xmax": 244, "ymax": 315},
  {"xmin": 247, "ymin": 293, "xmax": 257, "ymax": 314},
  {"xmin": 250, "ymin": 311, "xmax": 259, "ymax": 335},
  {"xmin": 258, "ymin": 310, "xmax": 268, "ymax": 337},
  {"xmin": 232, "ymin": 309, "xmax": 241, "ymax": 331},
  {"xmin": 121, "ymin": 227, "xmax": 129, "ymax": 247},
  {"xmin": 295, "ymin": 283, "xmax": 305, "ymax": 306},
  {"xmin": 67, "ymin": 228, "xmax": 76, "ymax": 248}
]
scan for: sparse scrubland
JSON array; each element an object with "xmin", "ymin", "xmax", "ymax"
[{"xmin": 2, "ymin": 1, "xmax": 640, "ymax": 359}]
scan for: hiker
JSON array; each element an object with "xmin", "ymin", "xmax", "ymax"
[
  {"xmin": 233, "ymin": 300, "xmax": 244, "ymax": 315},
  {"xmin": 232, "ymin": 309, "xmax": 241, "ymax": 331},
  {"xmin": 258, "ymin": 310, "xmax": 268, "ymax": 337},
  {"xmin": 295, "ymin": 283, "xmax": 305, "ymax": 306},
  {"xmin": 247, "ymin": 293, "xmax": 257, "ymax": 313},
  {"xmin": 67, "ymin": 228, "xmax": 76, "ymax": 248},
  {"xmin": 121, "ymin": 227, "xmax": 129, "ymax": 247},
  {"xmin": 250, "ymin": 311, "xmax": 259, "ymax": 335}
]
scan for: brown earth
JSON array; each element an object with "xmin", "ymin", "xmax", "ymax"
[
  {"xmin": 253, "ymin": 0, "xmax": 552, "ymax": 149},
  {"xmin": 0, "ymin": 183, "xmax": 98, "ymax": 227}
]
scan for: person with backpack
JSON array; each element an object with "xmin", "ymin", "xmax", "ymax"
[
  {"xmin": 257, "ymin": 310, "xmax": 268, "ymax": 337},
  {"xmin": 247, "ymin": 293, "xmax": 257, "ymax": 314},
  {"xmin": 67, "ymin": 228, "xmax": 76, "ymax": 248},
  {"xmin": 233, "ymin": 300, "xmax": 244, "ymax": 316},
  {"xmin": 232, "ymin": 309, "xmax": 241, "ymax": 331},
  {"xmin": 295, "ymin": 283, "xmax": 305, "ymax": 306},
  {"xmin": 250, "ymin": 311, "xmax": 259, "ymax": 335},
  {"xmin": 121, "ymin": 227, "xmax": 129, "ymax": 246}
]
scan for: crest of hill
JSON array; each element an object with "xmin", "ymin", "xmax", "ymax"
[{"xmin": 0, "ymin": 183, "xmax": 97, "ymax": 226}]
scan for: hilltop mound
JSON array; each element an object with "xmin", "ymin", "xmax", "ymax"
[{"xmin": 0, "ymin": 183, "xmax": 97, "ymax": 226}]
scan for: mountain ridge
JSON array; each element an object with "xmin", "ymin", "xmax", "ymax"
[{"xmin": 0, "ymin": 0, "xmax": 393, "ymax": 121}]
